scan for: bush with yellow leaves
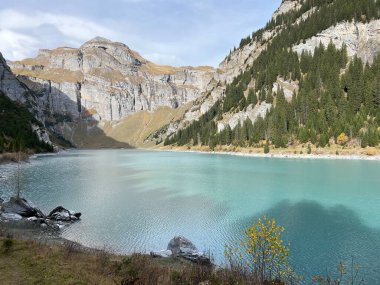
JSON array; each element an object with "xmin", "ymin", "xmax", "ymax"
[
  {"xmin": 337, "ymin": 133, "xmax": 349, "ymax": 145},
  {"xmin": 225, "ymin": 216, "xmax": 298, "ymax": 284}
]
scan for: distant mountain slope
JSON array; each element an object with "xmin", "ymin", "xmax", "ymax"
[
  {"xmin": 165, "ymin": 0, "xmax": 380, "ymax": 150},
  {"xmin": 8, "ymin": 37, "xmax": 216, "ymax": 148},
  {"xmin": 9, "ymin": 37, "xmax": 215, "ymax": 122}
]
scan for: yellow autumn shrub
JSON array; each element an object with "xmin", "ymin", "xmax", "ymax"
[
  {"xmin": 225, "ymin": 216, "xmax": 297, "ymax": 284},
  {"xmin": 337, "ymin": 132, "xmax": 349, "ymax": 145}
]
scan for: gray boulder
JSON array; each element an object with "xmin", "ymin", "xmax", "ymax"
[
  {"xmin": 48, "ymin": 206, "xmax": 81, "ymax": 222},
  {"xmin": 167, "ymin": 236, "xmax": 211, "ymax": 265},
  {"xmin": 1, "ymin": 197, "xmax": 45, "ymax": 218},
  {"xmin": 167, "ymin": 236, "xmax": 198, "ymax": 255}
]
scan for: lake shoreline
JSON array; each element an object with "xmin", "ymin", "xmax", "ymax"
[{"xmin": 158, "ymin": 146, "xmax": 380, "ymax": 161}]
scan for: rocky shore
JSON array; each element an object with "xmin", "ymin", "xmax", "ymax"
[
  {"xmin": 0, "ymin": 152, "xmax": 30, "ymax": 165},
  {"xmin": 0, "ymin": 197, "xmax": 81, "ymax": 229},
  {"xmin": 162, "ymin": 145, "xmax": 380, "ymax": 161},
  {"xmin": 0, "ymin": 196, "xmax": 211, "ymax": 267}
]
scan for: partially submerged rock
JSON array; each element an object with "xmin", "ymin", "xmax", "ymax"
[
  {"xmin": 0, "ymin": 197, "xmax": 81, "ymax": 228},
  {"xmin": 48, "ymin": 206, "xmax": 81, "ymax": 222},
  {"xmin": 1, "ymin": 197, "xmax": 44, "ymax": 218},
  {"xmin": 151, "ymin": 236, "xmax": 212, "ymax": 265}
]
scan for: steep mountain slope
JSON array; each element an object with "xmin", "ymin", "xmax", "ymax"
[
  {"xmin": 0, "ymin": 53, "xmax": 53, "ymax": 154},
  {"xmin": 165, "ymin": 0, "xmax": 380, "ymax": 150},
  {"xmin": 0, "ymin": 91, "xmax": 53, "ymax": 153}
]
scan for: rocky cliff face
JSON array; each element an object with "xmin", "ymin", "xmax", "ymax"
[
  {"xmin": 10, "ymin": 37, "xmax": 215, "ymax": 123},
  {"xmin": 0, "ymin": 53, "xmax": 29, "ymax": 103},
  {"xmin": 0, "ymin": 52, "xmax": 53, "ymax": 147},
  {"xmin": 293, "ymin": 20, "xmax": 380, "ymax": 64}
]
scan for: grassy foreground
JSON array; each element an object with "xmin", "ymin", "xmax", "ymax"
[{"xmin": 0, "ymin": 235, "xmax": 244, "ymax": 285}]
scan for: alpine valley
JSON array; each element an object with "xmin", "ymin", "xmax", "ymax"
[
  {"xmin": 1, "ymin": 0, "xmax": 379, "ymax": 155},
  {"xmin": 1, "ymin": 1, "xmax": 380, "ymax": 284}
]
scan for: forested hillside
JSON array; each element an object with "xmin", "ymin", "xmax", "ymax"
[
  {"xmin": 0, "ymin": 91, "xmax": 53, "ymax": 154},
  {"xmin": 165, "ymin": 0, "xmax": 380, "ymax": 150}
]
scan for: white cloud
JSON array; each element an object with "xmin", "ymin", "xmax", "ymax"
[
  {"xmin": 0, "ymin": 1, "xmax": 278, "ymax": 66},
  {"xmin": 0, "ymin": 9, "xmax": 120, "ymax": 60},
  {"xmin": 0, "ymin": 29, "xmax": 38, "ymax": 60}
]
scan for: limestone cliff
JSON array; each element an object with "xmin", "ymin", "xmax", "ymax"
[
  {"xmin": 8, "ymin": 37, "xmax": 216, "ymax": 147},
  {"xmin": 10, "ymin": 37, "xmax": 214, "ymax": 122},
  {"xmin": 0, "ymin": 53, "xmax": 29, "ymax": 103}
]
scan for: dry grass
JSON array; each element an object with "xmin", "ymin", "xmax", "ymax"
[
  {"xmin": 0, "ymin": 235, "xmax": 259, "ymax": 285},
  {"xmin": 165, "ymin": 144, "xmax": 380, "ymax": 158},
  {"xmin": 11, "ymin": 58, "xmax": 49, "ymax": 66},
  {"xmin": 70, "ymin": 104, "xmax": 191, "ymax": 149},
  {"xmin": 141, "ymin": 62, "xmax": 178, "ymax": 75},
  {"xmin": 12, "ymin": 68, "xmax": 84, "ymax": 83},
  {"xmin": 142, "ymin": 62, "xmax": 215, "ymax": 76},
  {"xmin": 49, "ymin": 48, "xmax": 80, "ymax": 56},
  {"xmin": 0, "ymin": 152, "xmax": 29, "ymax": 164},
  {"xmin": 88, "ymin": 68, "xmax": 126, "ymax": 82}
]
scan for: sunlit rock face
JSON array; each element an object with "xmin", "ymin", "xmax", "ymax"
[
  {"xmin": 292, "ymin": 20, "xmax": 380, "ymax": 64},
  {"xmin": 9, "ymin": 37, "xmax": 215, "ymax": 122}
]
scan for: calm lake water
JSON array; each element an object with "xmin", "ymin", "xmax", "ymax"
[{"xmin": 1, "ymin": 149, "xmax": 379, "ymax": 283}]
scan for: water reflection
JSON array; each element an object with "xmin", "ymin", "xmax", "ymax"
[{"xmin": 231, "ymin": 200, "xmax": 380, "ymax": 284}]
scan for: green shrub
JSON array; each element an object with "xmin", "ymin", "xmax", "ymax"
[{"xmin": 2, "ymin": 234, "xmax": 13, "ymax": 253}]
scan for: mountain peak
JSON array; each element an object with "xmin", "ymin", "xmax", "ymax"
[{"xmin": 84, "ymin": 36, "xmax": 113, "ymax": 45}]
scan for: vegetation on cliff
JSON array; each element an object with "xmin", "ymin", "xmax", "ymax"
[
  {"xmin": 165, "ymin": 0, "xmax": 380, "ymax": 150},
  {"xmin": 0, "ymin": 91, "xmax": 53, "ymax": 154}
]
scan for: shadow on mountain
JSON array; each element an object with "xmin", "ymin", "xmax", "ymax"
[
  {"xmin": 231, "ymin": 200, "xmax": 380, "ymax": 283},
  {"xmin": 18, "ymin": 76, "xmax": 133, "ymax": 149}
]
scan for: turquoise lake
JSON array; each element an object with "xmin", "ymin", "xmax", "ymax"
[{"xmin": 0, "ymin": 149, "xmax": 379, "ymax": 283}]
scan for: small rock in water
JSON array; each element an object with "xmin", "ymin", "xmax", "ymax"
[{"xmin": 48, "ymin": 206, "xmax": 81, "ymax": 222}]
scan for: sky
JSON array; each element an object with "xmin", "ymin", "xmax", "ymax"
[{"xmin": 0, "ymin": 0, "xmax": 280, "ymax": 67}]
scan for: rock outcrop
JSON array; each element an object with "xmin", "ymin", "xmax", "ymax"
[
  {"xmin": 293, "ymin": 20, "xmax": 380, "ymax": 64},
  {"xmin": 151, "ymin": 236, "xmax": 211, "ymax": 265},
  {"xmin": 48, "ymin": 206, "xmax": 81, "ymax": 221},
  {"xmin": 0, "ymin": 197, "xmax": 81, "ymax": 228},
  {"xmin": 0, "ymin": 54, "xmax": 29, "ymax": 103},
  {"xmin": 1, "ymin": 197, "xmax": 44, "ymax": 218}
]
